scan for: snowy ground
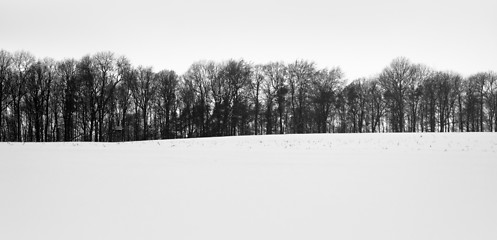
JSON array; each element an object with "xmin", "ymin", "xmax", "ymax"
[{"xmin": 1, "ymin": 133, "xmax": 497, "ymax": 240}]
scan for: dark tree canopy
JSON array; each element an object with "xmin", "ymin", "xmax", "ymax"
[{"xmin": 0, "ymin": 49, "xmax": 496, "ymax": 142}]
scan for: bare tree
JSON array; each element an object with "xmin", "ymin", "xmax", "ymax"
[
  {"xmin": 288, "ymin": 60, "xmax": 316, "ymax": 133},
  {"xmin": 218, "ymin": 59, "xmax": 252, "ymax": 135},
  {"xmin": 58, "ymin": 59, "xmax": 78, "ymax": 141},
  {"xmin": 184, "ymin": 62, "xmax": 212, "ymax": 136},
  {"xmin": 92, "ymin": 51, "xmax": 119, "ymax": 141},
  {"xmin": 132, "ymin": 66, "xmax": 156, "ymax": 140},
  {"xmin": 484, "ymin": 72, "xmax": 497, "ymax": 131},
  {"xmin": 156, "ymin": 69, "xmax": 179, "ymax": 139},
  {"xmin": 0, "ymin": 50, "xmax": 12, "ymax": 140},
  {"xmin": 379, "ymin": 57, "xmax": 418, "ymax": 132},
  {"xmin": 312, "ymin": 68, "xmax": 343, "ymax": 133},
  {"xmin": 262, "ymin": 62, "xmax": 287, "ymax": 134},
  {"xmin": 249, "ymin": 64, "xmax": 264, "ymax": 135},
  {"xmin": 114, "ymin": 56, "xmax": 134, "ymax": 141},
  {"xmin": 11, "ymin": 51, "xmax": 35, "ymax": 141},
  {"xmin": 365, "ymin": 78, "xmax": 385, "ymax": 132}
]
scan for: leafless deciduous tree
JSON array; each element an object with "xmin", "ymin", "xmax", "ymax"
[{"xmin": 1, "ymin": 49, "xmax": 496, "ymax": 142}]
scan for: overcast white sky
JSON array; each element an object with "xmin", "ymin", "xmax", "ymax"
[{"xmin": 1, "ymin": 0, "xmax": 496, "ymax": 80}]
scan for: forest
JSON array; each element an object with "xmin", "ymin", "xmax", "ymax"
[{"xmin": 0, "ymin": 49, "xmax": 496, "ymax": 142}]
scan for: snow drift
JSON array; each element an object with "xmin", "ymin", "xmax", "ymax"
[{"xmin": 1, "ymin": 133, "xmax": 496, "ymax": 240}]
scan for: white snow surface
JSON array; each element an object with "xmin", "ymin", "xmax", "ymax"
[{"xmin": 1, "ymin": 133, "xmax": 497, "ymax": 240}]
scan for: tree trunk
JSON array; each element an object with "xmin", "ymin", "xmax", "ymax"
[
  {"xmin": 254, "ymin": 100, "xmax": 259, "ymax": 135},
  {"xmin": 16, "ymin": 98, "xmax": 21, "ymax": 141},
  {"xmin": 44, "ymin": 90, "xmax": 50, "ymax": 142},
  {"xmin": 143, "ymin": 105, "xmax": 147, "ymax": 140}
]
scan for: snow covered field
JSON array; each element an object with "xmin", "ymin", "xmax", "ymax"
[{"xmin": 1, "ymin": 133, "xmax": 497, "ymax": 240}]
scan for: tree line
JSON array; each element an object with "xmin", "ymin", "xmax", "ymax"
[{"xmin": 0, "ymin": 49, "xmax": 496, "ymax": 142}]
